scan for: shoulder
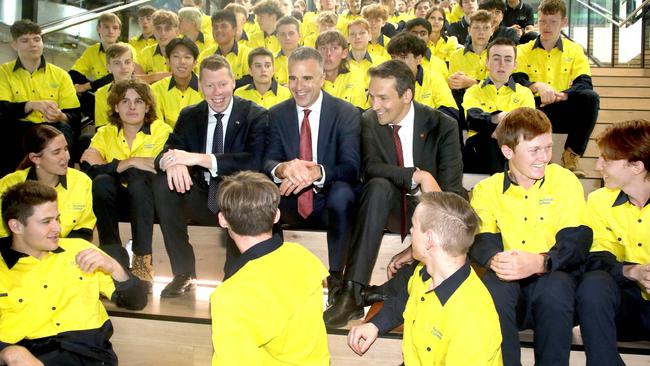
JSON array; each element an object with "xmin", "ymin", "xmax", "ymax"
[
  {"xmin": 94, "ymin": 123, "xmax": 117, "ymax": 138},
  {"xmin": 516, "ymin": 40, "xmax": 535, "ymax": 54},
  {"xmin": 66, "ymin": 167, "xmax": 92, "ymax": 185},
  {"xmin": 151, "ymin": 76, "xmax": 171, "ymax": 91},
  {"xmin": 58, "ymin": 237, "xmax": 96, "ymax": 253},
  {"xmin": 473, "ymin": 172, "xmax": 505, "ymax": 196},
  {"xmin": 80, "ymin": 43, "xmax": 99, "ymax": 56},
  {"xmin": 547, "ymin": 163, "xmax": 581, "ymax": 187},
  {"xmin": 46, "ymin": 63, "xmax": 71, "ymax": 77},
  {"xmin": 150, "ymin": 119, "xmax": 173, "ymax": 135},
  {"xmin": 0, "ymin": 169, "xmax": 29, "ymax": 189},
  {"xmin": 323, "ymin": 92, "xmax": 358, "ymax": 115},
  {"xmin": 587, "ymin": 187, "xmax": 617, "ymax": 206},
  {"xmin": 414, "ymin": 102, "xmax": 455, "ymax": 128}
]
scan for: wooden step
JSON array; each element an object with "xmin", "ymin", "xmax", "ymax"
[
  {"xmin": 592, "ymin": 76, "xmax": 650, "ymax": 87},
  {"xmin": 600, "ymin": 97, "xmax": 650, "ymax": 110},
  {"xmin": 591, "ymin": 68, "xmax": 650, "ymax": 77},
  {"xmin": 597, "ymin": 110, "xmax": 650, "ymax": 123},
  {"xmin": 595, "ymin": 86, "xmax": 650, "ymax": 98}
]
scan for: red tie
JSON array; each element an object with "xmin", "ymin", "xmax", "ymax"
[
  {"xmin": 298, "ymin": 109, "xmax": 313, "ymax": 218},
  {"xmin": 392, "ymin": 125, "xmax": 408, "ymax": 241}
]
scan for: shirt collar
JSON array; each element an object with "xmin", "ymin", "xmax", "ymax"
[
  {"xmin": 296, "ymin": 89, "xmax": 323, "ymax": 117},
  {"xmin": 502, "ymin": 162, "xmax": 546, "ymax": 193},
  {"xmin": 264, "ymin": 30, "xmax": 277, "ymax": 38},
  {"xmin": 223, "ymin": 234, "xmax": 283, "ymax": 280},
  {"xmin": 415, "ymin": 64, "xmax": 424, "ymax": 86},
  {"xmin": 460, "ymin": 17, "xmax": 469, "ymax": 28},
  {"xmin": 197, "ymin": 31, "xmax": 205, "ymax": 43},
  {"xmin": 532, "ymin": 36, "xmax": 564, "ymax": 51},
  {"xmin": 99, "ymin": 43, "xmax": 106, "ymax": 53},
  {"xmin": 377, "ymin": 34, "xmax": 386, "ymax": 46},
  {"xmin": 419, "ymin": 259, "xmax": 471, "ymax": 306},
  {"xmin": 390, "ymin": 101, "xmax": 414, "ymax": 129},
  {"xmin": 168, "ymin": 73, "xmax": 199, "ymax": 92},
  {"xmin": 137, "ymin": 33, "xmax": 153, "ymax": 41},
  {"xmin": 13, "ymin": 55, "xmax": 47, "ymax": 72},
  {"xmin": 118, "ymin": 123, "xmax": 152, "ymax": 135},
  {"xmin": 216, "ymin": 41, "xmax": 239, "ymax": 56},
  {"xmin": 348, "ymin": 50, "xmax": 373, "ymax": 63},
  {"xmin": 424, "ymin": 48, "xmax": 432, "ymax": 61},
  {"xmin": 612, "ymin": 190, "xmax": 650, "ymax": 207},
  {"xmin": 241, "ymin": 30, "xmax": 249, "ymax": 41},
  {"xmin": 26, "ymin": 167, "xmax": 67, "ymax": 189},
  {"xmin": 0, "ymin": 237, "xmax": 65, "ymax": 270},
  {"xmin": 481, "ymin": 76, "xmax": 517, "ymax": 91},
  {"xmin": 154, "ymin": 44, "xmax": 163, "ymax": 56},
  {"xmin": 276, "ymin": 49, "xmax": 285, "ymax": 57},
  {"xmin": 245, "ymin": 78, "xmax": 280, "ymax": 95}
]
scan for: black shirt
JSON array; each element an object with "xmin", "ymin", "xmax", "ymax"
[{"xmin": 504, "ymin": 0, "xmax": 535, "ymax": 28}]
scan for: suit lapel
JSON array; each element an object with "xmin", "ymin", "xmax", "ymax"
[
  {"xmin": 288, "ymin": 99, "xmax": 301, "ymax": 159},
  {"xmin": 224, "ymin": 98, "xmax": 243, "ymax": 152},
  {"xmin": 316, "ymin": 93, "xmax": 333, "ymax": 163},
  {"xmin": 198, "ymin": 101, "xmax": 210, "ymax": 152},
  {"xmin": 377, "ymin": 122, "xmax": 398, "ymax": 165},
  {"xmin": 412, "ymin": 103, "xmax": 431, "ymax": 167}
]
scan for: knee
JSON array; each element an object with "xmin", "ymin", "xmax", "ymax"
[
  {"xmin": 326, "ymin": 182, "xmax": 355, "ymax": 212},
  {"xmin": 125, "ymin": 172, "xmax": 153, "ymax": 196},
  {"xmin": 364, "ymin": 177, "xmax": 396, "ymax": 199},
  {"xmin": 92, "ymin": 174, "xmax": 117, "ymax": 198},
  {"xmin": 573, "ymin": 89, "xmax": 600, "ymax": 107},
  {"xmin": 536, "ymin": 271, "xmax": 576, "ymax": 308},
  {"xmin": 576, "ymin": 270, "xmax": 618, "ymax": 306},
  {"xmin": 483, "ymin": 271, "xmax": 519, "ymax": 308}
]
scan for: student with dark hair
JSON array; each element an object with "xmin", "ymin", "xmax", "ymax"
[
  {"xmin": 469, "ymin": 107, "xmax": 592, "ymax": 366},
  {"xmin": 324, "ymin": 60, "xmax": 464, "ymax": 327},
  {"xmin": 247, "ymin": 0, "xmax": 284, "ymax": 54},
  {"xmin": 234, "ymin": 47, "xmax": 292, "ymax": 108},
  {"xmin": 480, "ymin": 0, "xmax": 520, "ymax": 43},
  {"xmin": 513, "ymin": 0, "xmax": 599, "ymax": 177},
  {"xmin": 387, "ymin": 33, "xmax": 458, "ymax": 121},
  {"xmin": 425, "ymin": 6, "xmax": 460, "ymax": 62},
  {"xmin": 576, "ymin": 119, "xmax": 650, "ymax": 366},
  {"xmin": 81, "ymin": 79, "xmax": 172, "ymax": 289},
  {"xmin": 153, "ymin": 55, "xmax": 268, "ymax": 297},
  {"xmin": 0, "ymin": 125, "xmax": 95, "ymax": 241},
  {"xmin": 197, "ymin": 10, "xmax": 252, "ymax": 88},
  {"xmin": 0, "ymin": 20, "xmax": 80, "ymax": 177},
  {"xmin": 210, "ymin": 171, "xmax": 330, "ymax": 365},
  {"xmin": 447, "ymin": 0, "xmax": 479, "ymax": 44},
  {"xmin": 130, "ymin": 5, "xmax": 157, "ymax": 53},
  {"xmin": 138, "ymin": 10, "xmax": 180, "ymax": 84},
  {"xmin": 151, "ymin": 37, "xmax": 203, "ymax": 127},
  {"xmin": 404, "ymin": 17, "xmax": 449, "ymax": 78},
  {"xmin": 273, "ymin": 15, "xmax": 301, "ymax": 85},
  {"xmin": 503, "ymin": 0, "xmax": 537, "ymax": 44},
  {"xmin": 0, "ymin": 181, "xmax": 146, "ymax": 365}
]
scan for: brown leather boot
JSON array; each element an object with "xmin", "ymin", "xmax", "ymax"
[
  {"xmin": 132, "ymin": 254, "xmax": 154, "ymax": 292},
  {"xmin": 561, "ymin": 148, "xmax": 586, "ymax": 178}
]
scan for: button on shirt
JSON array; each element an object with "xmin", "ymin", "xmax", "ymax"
[{"xmin": 205, "ymin": 98, "xmax": 233, "ymax": 182}]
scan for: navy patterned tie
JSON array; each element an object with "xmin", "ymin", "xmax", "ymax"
[{"xmin": 207, "ymin": 113, "xmax": 224, "ymax": 213}]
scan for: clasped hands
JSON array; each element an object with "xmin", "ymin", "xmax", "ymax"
[
  {"xmin": 532, "ymin": 82, "xmax": 568, "ymax": 107},
  {"xmin": 25, "ymin": 100, "xmax": 67, "ymax": 123},
  {"xmin": 276, "ymin": 159, "xmax": 322, "ymax": 196},
  {"xmin": 490, "ymin": 250, "xmax": 546, "ymax": 281},
  {"xmin": 448, "ymin": 71, "xmax": 478, "ymax": 90}
]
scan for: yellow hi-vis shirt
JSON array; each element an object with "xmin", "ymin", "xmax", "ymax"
[
  {"xmin": 246, "ymin": 30, "xmax": 281, "ymax": 54},
  {"xmin": 151, "ymin": 74, "xmax": 204, "ymax": 127},
  {"xmin": 336, "ymin": 12, "xmax": 362, "ymax": 37},
  {"xmin": 414, "ymin": 66, "xmax": 456, "ymax": 110},
  {"xmin": 448, "ymin": 43, "xmax": 488, "ymax": 83},
  {"xmin": 94, "ymin": 81, "xmax": 113, "ymax": 127},
  {"xmin": 428, "ymin": 34, "xmax": 460, "ymax": 62},
  {"xmin": 322, "ymin": 68, "xmax": 369, "ymax": 109},
  {"xmin": 514, "ymin": 37, "xmax": 591, "ymax": 92},
  {"xmin": 71, "ymin": 43, "xmax": 140, "ymax": 80},
  {"xmin": 588, "ymin": 188, "xmax": 650, "ymax": 299},
  {"xmin": 446, "ymin": 3, "xmax": 465, "ymax": 23},
  {"xmin": 197, "ymin": 42, "xmax": 251, "ymax": 82},
  {"xmin": 129, "ymin": 34, "xmax": 157, "ymax": 54},
  {"xmin": 348, "ymin": 50, "xmax": 389, "ymax": 86},
  {"xmin": 0, "ymin": 168, "xmax": 95, "ymax": 238},
  {"xmin": 274, "ymin": 50, "xmax": 290, "ymax": 86},
  {"xmin": 138, "ymin": 44, "xmax": 170, "ymax": 74},
  {"xmin": 0, "ymin": 57, "xmax": 80, "ymax": 123},
  {"xmin": 403, "ymin": 262, "xmax": 503, "ymax": 366},
  {"xmin": 422, "ymin": 49, "xmax": 449, "ymax": 79},
  {"xmin": 210, "ymin": 237, "xmax": 330, "ymax": 365},
  {"xmin": 89, "ymin": 120, "xmax": 172, "ymax": 162},
  {"xmin": 234, "ymin": 79, "xmax": 292, "ymax": 109},
  {"xmin": 471, "ymin": 163, "xmax": 588, "ymax": 255},
  {"xmin": 0, "ymin": 238, "xmax": 115, "ymax": 344}
]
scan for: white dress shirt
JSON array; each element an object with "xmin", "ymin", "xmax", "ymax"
[
  {"xmin": 390, "ymin": 101, "xmax": 415, "ymax": 168},
  {"xmin": 205, "ymin": 98, "xmax": 234, "ymax": 182}
]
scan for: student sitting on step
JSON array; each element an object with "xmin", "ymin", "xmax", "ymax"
[
  {"xmin": 512, "ymin": 0, "xmax": 600, "ymax": 177},
  {"xmin": 129, "ymin": 5, "xmax": 157, "ymax": 54},
  {"xmin": 138, "ymin": 10, "xmax": 179, "ymax": 84},
  {"xmin": 94, "ymin": 43, "xmax": 137, "ymax": 128},
  {"xmin": 234, "ymin": 47, "xmax": 292, "ymax": 109},
  {"xmin": 178, "ymin": 7, "xmax": 213, "ymax": 55},
  {"xmin": 246, "ymin": 0, "xmax": 284, "ymax": 54},
  {"xmin": 576, "ymin": 119, "xmax": 650, "ymax": 366},
  {"xmin": 348, "ymin": 191, "xmax": 503, "ymax": 366},
  {"xmin": 273, "ymin": 15, "xmax": 301, "ymax": 86},
  {"xmin": 0, "ymin": 181, "xmax": 146, "ymax": 366},
  {"xmin": 210, "ymin": 171, "xmax": 330, "ymax": 365}
]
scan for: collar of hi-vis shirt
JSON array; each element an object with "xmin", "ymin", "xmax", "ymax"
[
  {"xmin": 0, "ymin": 237, "xmax": 65, "ymax": 269},
  {"xmin": 224, "ymin": 234, "xmax": 283, "ymax": 280},
  {"xmin": 419, "ymin": 259, "xmax": 471, "ymax": 306},
  {"xmin": 294, "ymin": 91, "xmax": 323, "ymax": 163},
  {"xmin": 389, "ymin": 101, "xmax": 415, "ymax": 168}
]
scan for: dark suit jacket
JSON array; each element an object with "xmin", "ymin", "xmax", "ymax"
[
  {"xmin": 361, "ymin": 101, "xmax": 466, "ymax": 198},
  {"xmin": 155, "ymin": 97, "xmax": 269, "ymax": 186},
  {"xmin": 264, "ymin": 91, "xmax": 361, "ymax": 187}
]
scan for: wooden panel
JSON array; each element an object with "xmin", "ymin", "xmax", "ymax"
[
  {"xmin": 594, "ymin": 87, "xmax": 650, "ymax": 98},
  {"xmin": 592, "ymin": 77, "xmax": 650, "ymax": 87},
  {"xmin": 600, "ymin": 98, "xmax": 650, "ymax": 110},
  {"xmin": 591, "ymin": 68, "xmax": 650, "ymax": 77},
  {"xmin": 597, "ymin": 110, "xmax": 650, "ymax": 123}
]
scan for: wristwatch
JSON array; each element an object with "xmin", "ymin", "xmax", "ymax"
[{"xmin": 543, "ymin": 254, "xmax": 552, "ymax": 272}]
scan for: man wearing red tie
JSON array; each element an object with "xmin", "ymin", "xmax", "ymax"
[
  {"xmin": 264, "ymin": 47, "xmax": 361, "ymax": 304},
  {"xmin": 324, "ymin": 59, "xmax": 466, "ymax": 327}
]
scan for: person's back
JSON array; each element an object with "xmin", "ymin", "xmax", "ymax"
[{"xmin": 211, "ymin": 241, "xmax": 329, "ymax": 365}]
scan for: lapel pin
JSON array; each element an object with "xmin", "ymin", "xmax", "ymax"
[
  {"xmin": 235, "ymin": 120, "xmax": 240, "ymax": 126},
  {"xmin": 419, "ymin": 133, "xmax": 425, "ymax": 139}
]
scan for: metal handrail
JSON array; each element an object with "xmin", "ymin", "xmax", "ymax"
[
  {"xmin": 39, "ymin": 1, "xmax": 126, "ymax": 28},
  {"xmin": 560, "ymin": 30, "xmax": 603, "ymax": 67},
  {"xmin": 41, "ymin": 0, "xmax": 153, "ymax": 35},
  {"xmin": 573, "ymin": 0, "xmax": 650, "ymax": 28}
]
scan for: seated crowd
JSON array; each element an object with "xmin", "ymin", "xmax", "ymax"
[{"xmin": 0, "ymin": 0, "xmax": 647, "ymax": 364}]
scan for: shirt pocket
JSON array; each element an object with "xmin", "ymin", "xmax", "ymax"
[{"xmin": 0, "ymin": 286, "xmax": 31, "ymax": 315}]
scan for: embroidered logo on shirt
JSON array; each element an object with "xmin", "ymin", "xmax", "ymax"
[
  {"xmin": 431, "ymin": 326, "xmax": 443, "ymax": 340},
  {"xmin": 71, "ymin": 203, "xmax": 86, "ymax": 211},
  {"xmin": 144, "ymin": 143, "xmax": 155, "ymax": 150},
  {"xmin": 539, "ymin": 197, "xmax": 553, "ymax": 205}
]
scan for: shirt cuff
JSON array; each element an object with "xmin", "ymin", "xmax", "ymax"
[
  {"xmin": 313, "ymin": 165, "xmax": 325, "ymax": 188},
  {"xmin": 209, "ymin": 154, "xmax": 219, "ymax": 177},
  {"xmin": 270, "ymin": 163, "xmax": 283, "ymax": 184}
]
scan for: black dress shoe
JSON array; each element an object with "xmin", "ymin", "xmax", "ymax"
[
  {"xmin": 323, "ymin": 281, "xmax": 364, "ymax": 328},
  {"xmin": 160, "ymin": 273, "xmax": 196, "ymax": 298},
  {"xmin": 361, "ymin": 285, "xmax": 389, "ymax": 306},
  {"xmin": 326, "ymin": 273, "xmax": 343, "ymax": 307}
]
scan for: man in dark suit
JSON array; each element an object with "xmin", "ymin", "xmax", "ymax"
[
  {"xmin": 264, "ymin": 47, "xmax": 361, "ymax": 303},
  {"xmin": 324, "ymin": 59, "xmax": 466, "ymax": 327},
  {"xmin": 154, "ymin": 55, "xmax": 268, "ymax": 297}
]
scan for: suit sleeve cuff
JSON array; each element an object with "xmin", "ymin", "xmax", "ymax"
[
  {"xmin": 313, "ymin": 164, "xmax": 325, "ymax": 188},
  {"xmin": 270, "ymin": 163, "xmax": 283, "ymax": 184},
  {"xmin": 209, "ymin": 154, "xmax": 219, "ymax": 177}
]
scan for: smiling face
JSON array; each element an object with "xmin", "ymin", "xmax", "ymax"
[
  {"xmin": 168, "ymin": 44, "xmax": 197, "ymax": 79},
  {"xmin": 368, "ymin": 76, "xmax": 412, "ymax": 125},
  {"xmin": 200, "ymin": 67, "xmax": 235, "ymax": 112},
  {"xmin": 11, "ymin": 201, "xmax": 61, "ymax": 259},
  {"xmin": 288, "ymin": 58, "xmax": 324, "ymax": 108},
  {"xmin": 410, "ymin": 205, "xmax": 430, "ymax": 262},
  {"xmin": 115, "ymin": 88, "xmax": 149, "ymax": 127},
  {"xmin": 487, "ymin": 44, "xmax": 515, "ymax": 83},
  {"xmin": 596, "ymin": 156, "xmax": 638, "ymax": 190},
  {"xmin": 212, "ymin": 20, "xmax": 236, "ymax": 46},
  {"xmin": 503, "ymin": 132, "xmax": 553, "ymax": 188},
  {"xmin": 29, "ymin": 134, "xmax": 70, "ymax": 177}
]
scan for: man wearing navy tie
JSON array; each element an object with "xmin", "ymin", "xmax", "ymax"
[
  {"xmin": 153, "ymin": 55, "xmax": 268, "ymax": 298},
  {"xmin": 264, "ymin": 47, "xmax": 361, "ymax": 303}
]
